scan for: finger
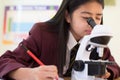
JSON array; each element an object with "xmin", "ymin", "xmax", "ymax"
[
  {"xmin": 46, "ymin": 72, "xmax": 58, "ymax": 78},
  {"xmin": 39, "ymin": 65, "xmax": 58, "ymax": 73},
  {"xmin": 46, "ymin": 77, "xmax": 57, "ymax": 80},
  {"xmin": 101, "ymin": 72, "xmax": 110, "ymax": 79},
  {"xmin": 36, "ymin": 66, "xmax": 58, "ymax": 80}
]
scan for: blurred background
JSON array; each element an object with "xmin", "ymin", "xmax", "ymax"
[{"xmin": 0, "ymin": 0, "xmax": 120, "ymax": 66}]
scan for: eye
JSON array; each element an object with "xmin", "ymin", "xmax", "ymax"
[
  {"xmin": 96, "ymin": 17, "xmax": 101, "ymax": 20},
  {"xmin": 82, "ymin": 17, "xmax": 90, "ymax": 20}
]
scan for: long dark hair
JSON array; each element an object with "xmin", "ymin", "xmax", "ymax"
[{"xmin": 47, "ymin": 0, "xmax": 104, "ymax": 76}]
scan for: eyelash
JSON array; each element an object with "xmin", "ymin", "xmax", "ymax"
[
  {"xmin": 83, "ymin": 17, "xmax": 101, "ymax": 21},
  {"xmin": 96, "ymin": 17, "xmax": 101, "ymax": 20},
  {"xmin": 83, "ymin": 17, "xmax": 89, "ymax": 20}
]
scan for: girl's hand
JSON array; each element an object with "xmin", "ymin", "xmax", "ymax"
[
  {"xmin": 9, "ymin": 65, "xmax": 58, "ymax": 80},
  {"xmin": 31, "ymin": 65, "xmax": 58, "ymax": 80},
  {"xmin": 96, "ymin": 70, "xmax": 110, "ymax": 79},
  {"xmin": 101, "ymin": 71, "xmax": 110, "ymax": 79}
]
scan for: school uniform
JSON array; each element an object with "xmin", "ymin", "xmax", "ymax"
[{"xmin": 0, "ymin": 22, "xmax": 119, "ymax": 80}]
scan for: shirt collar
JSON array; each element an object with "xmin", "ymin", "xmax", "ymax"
[{"xmin": 67, "ymin": 31, "xmax": 80, "ymax": 50}]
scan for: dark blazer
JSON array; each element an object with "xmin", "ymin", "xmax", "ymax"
[{"xmin": 0, "ymin": 22, "xmax": 120, "ymax": 80}]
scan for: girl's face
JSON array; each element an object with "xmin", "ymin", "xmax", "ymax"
[{"xmin": 65, "ymin": 1, "xmax": 103, "ymax": 41}]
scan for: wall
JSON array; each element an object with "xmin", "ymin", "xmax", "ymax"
[
  {"xmin": 0, "ymin": 0, "xmax": 120, "ymax": 66},
  {"xmin": 0, "ymin": 0, "xmax": 62, "ymax": 54},
  {"xmin": 103, "ymin": 0, "xmax": 120, "ymax": 65}
]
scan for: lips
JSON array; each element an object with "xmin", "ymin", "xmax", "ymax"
[{"xmin": 85, "ymin": 30, "xmax": 92, "ymax": 34}]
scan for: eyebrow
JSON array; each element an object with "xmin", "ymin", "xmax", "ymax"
[{"xmin": 81, "ymin": 11, "xmax": 103, "ymax": 16}]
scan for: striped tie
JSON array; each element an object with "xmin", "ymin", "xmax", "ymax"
[{"xmin": 64, "ymin": 43, "xmax": 80, "ymax": 77}]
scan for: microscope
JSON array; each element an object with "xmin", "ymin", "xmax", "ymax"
[{"xmin": 71, "ymin": 17, "xmax": 114, "ymax": 80}]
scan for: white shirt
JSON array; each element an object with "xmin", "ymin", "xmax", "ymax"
[{"xmin": 63, "ymin": 31, "xmax": 81, "ymax": 74}]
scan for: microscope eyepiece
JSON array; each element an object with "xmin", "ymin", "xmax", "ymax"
[{"xmin": 87, "ymin": 17, "xmax": 96, "ymax": 28}]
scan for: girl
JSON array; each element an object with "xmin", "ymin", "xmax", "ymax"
[{"xmin": 0, "ymin": 0, "xmax": 120, "ymax": 80}]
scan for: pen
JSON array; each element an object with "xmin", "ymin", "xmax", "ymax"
[
  {"xmin": 20, "ymin": 44, "xmax": 58, "ymax": 80},
  {"xmin": 21, "ymin": 44, "xmax": 44, "ymax": 65}
]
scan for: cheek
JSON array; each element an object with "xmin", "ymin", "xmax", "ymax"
[
  {"xmin": 70, "ymin": 17, "xmax": 88, "ymax": 33},
  {"xmin": 71, "ymin": 22, "xmax": 85, "ymax": 34},
  {"xmin": 73, "ymin": 20, "xmax": 86, "ymax": 30},
  {"xmin": 73, "ymin": 17, "xmax": 88, "ymax": 28}
]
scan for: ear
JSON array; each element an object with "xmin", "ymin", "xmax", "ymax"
[{"xmin": 65, "ymin": 10, "xmax": 71, "ymax": 23}]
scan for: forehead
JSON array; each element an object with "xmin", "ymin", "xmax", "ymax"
[{"xmin": 73, "ymin": 1, "xmax": 103, "ymax": 15}]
